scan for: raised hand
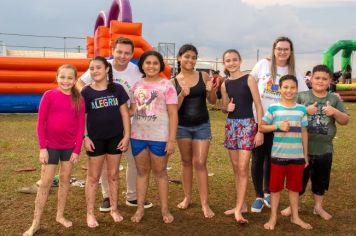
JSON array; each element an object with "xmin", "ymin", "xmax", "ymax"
[
  {"xmin": 307, "ymin": 102, "xmax": 318, "ymax": 115},
  {"xmin": 322, "ymin": 101, "xmax": 335, "ymax": 116},
  {"xmin": 180, "ymin": 80, "xmax": 190, "ymax": 97},
  {"xmin": 279, "ymin": 120, "xmax": 290, "ymax": 132},
  {"xmin": 227, "ymin": 98, "xmax": 235, "ymax": 112}
]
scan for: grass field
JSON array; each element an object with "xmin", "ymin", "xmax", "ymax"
[{"xmin": 0, "ymin": 103, "xmax": 355, "ymax": 235}]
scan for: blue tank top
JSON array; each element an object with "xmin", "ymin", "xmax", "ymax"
[
  {"xmin": 174, "ymin": 72, "xmax": 209, "ymax": 126},
  {"xmin": 225, "ymin": 74, "xmax": 254, "ymax": 119}
]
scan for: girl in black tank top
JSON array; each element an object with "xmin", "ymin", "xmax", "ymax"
[
  {"xmin": 174, "ymin": 44, "xmax": 218, "ymax": 218},
  {"xmin": 220, "ymin": 49, "xmax": 263, "ymax": 223},
  {"xmin": 174, "ymin": 72, "xmax": 209, "ymax": 126}
]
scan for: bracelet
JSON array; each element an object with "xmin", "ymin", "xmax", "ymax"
[
  {"xmin": 83, "ymin": 134, "xmax": 89, "ymax": 139},
  {"xmin": 276, "ymin": 123, "xmax": 280, "ymax": 130}
]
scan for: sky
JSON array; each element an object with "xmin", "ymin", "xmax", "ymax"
[{"xmin": 0, "ymin": 0, "xmax": 356, "ymax": 73}]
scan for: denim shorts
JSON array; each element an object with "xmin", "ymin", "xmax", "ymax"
[
  {"xmin": 176, "ymin": 122, "xmax": 212, "ymax": 140},
  {"xmin": 130, "ymin": 139, "xmax": 167, "ymax": 157}
]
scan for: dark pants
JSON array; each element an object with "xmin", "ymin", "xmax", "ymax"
[
  {"xmin": 300, "ymin": 153, "xmax": 333, "ymax": 196},
  {"xmin": 251, "ymin": 132, "xmax": 274, "ymax": 198}
]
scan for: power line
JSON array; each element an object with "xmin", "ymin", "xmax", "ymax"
[{"xmin": 0, "ymin": 32, "xmax": 85, "ymax": 40}]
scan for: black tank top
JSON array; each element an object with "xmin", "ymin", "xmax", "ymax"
[
  {"xmin": 174, "ymin": 72, "xmax": 209, "ymax": 126},
  {"xmin": 225, "ymin": 74, "xmax": 254, "ymax": 119}
]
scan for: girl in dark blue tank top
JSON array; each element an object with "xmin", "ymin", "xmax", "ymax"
[
  {"xmin": 220, "ymin": 49, "xmax": 263, "ymax": 223},
  {"xmin": 173, "ymin": 44, "xmax": 218, "ymax": 218}
]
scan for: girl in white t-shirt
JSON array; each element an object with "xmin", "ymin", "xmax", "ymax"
[
  {"xmin": 129, "ymin": 51, "xmax": 178, "ymax": 224},
  {"xmin": 250, "ymin": 36, "xmax": 309, "ymax": 214}
]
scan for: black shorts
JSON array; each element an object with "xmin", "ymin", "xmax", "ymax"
[
  {"xmin": 87, "ymin": 135, "xmax": 124, "ymax": 157},
  {"xmin": 216, "ymin": 90, "xmax": 222, "ymax": 99},
  {"xmin": 47, "ymin": 148, "xmax": 73, "ymax": 165},
  {"xmin": 301, "ymin": 153, "xmax": 333, "ymax": 196}
]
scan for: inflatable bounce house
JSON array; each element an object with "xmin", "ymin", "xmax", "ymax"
[
  {"xmin": 323, "ymin": 40, "xmax": 356, "ymax": 102},
  {"xmin": 0, "ymin": 0, "xmax": 170, "ymax": 112}
]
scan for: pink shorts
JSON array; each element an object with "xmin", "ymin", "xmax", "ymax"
[{"xmin": 270, "ymin": 163, "xmax": 305, "ymax": 193}]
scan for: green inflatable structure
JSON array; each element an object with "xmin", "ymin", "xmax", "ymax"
[{"xmin": 323, "ymin": 40, "xmax": 356, "ymax": 72}]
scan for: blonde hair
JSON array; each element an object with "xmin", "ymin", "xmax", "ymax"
[
  {"xmin": 270, "ymin": 36, "xmax": 296, "ymax": 82},
  {"xmin": 56, "ymin": 64, "xmax": 81, "ymax": 114}
]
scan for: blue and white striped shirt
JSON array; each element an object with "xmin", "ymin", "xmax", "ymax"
[{"xmin": 263, "ymin": 103, "xmax": 307, "ymax": 164}]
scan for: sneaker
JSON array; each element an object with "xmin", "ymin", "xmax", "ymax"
[
  {"xmin": 251, "ymin": 198, "xmax": 264, "ymax": 213},
  {"xmin": 264, "ymin": 194, "xmax": 271, "ymax": 208},
  {"xmin": 126, "ymin": 199, "xmax": 153, "ymax": 209},
  {"xmin": 99, "ymin": 198, "xmax": 111, "ymax": 212}
]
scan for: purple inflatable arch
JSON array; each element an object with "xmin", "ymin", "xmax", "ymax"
[
  {"xmin": 94, "ymin": 10, "xmax": 108, "ymax": 33},
  {"xmin": 94, "ymin": 0, "xmax": 132, "ymax": 32}
]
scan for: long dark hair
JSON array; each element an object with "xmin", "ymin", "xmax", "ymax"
[
  {"xmin": 56, "ymin": 64, "xmax": 81, "ymax": 113},
  {"xmin": 176, "ymin": 44, "xmax": 198, "ymax": 74},
  {"xmin": 91, "ymin": 56, "xmax": 115, "ymax": 92}
]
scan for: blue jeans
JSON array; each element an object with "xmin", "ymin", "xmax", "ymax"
[{"xmin": 176, "ymin": 122, "xmax": 211, "ymax": 140}]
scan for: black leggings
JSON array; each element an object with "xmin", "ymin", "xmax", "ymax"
[
  {"xmin": 251, "ymin": 132, "xmax": 274, "ymax": 198},
  {"xmin": 300, "ymin": 153, "xmax": 333, "ymax": 196}
]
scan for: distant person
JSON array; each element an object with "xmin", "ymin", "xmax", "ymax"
[
  {"xmin": 343, "ymin": 64, "xmax": 352, "ymax": 84},
  {"xmin": 129, "ymin": 51, "xmax": 178, "ymax": 224},
  {"xmin": 173, "ymin": 44, "xmax": 218, "ymax": 218},
  {"xmin": 220, "ymin": 49, "xmax": 263, "ymax": 223},
  {"xmin": 250, "ymin": 36, "xmax": 309, "ymax": 213},
  {"xmin": 81, "ymin": 56, "xmax": 130, "ymax": 228},
  {"xmin": 260, "ymin": 75, "xmax": 312, "ymax": 231},
  {"xmin": 77, "ymin": 37, "xmax": 153, "ymax": 212},
  {"xmin": 304, "ymin": 71, "xmax": 312, "ymax": 89},
  {"xmin": 210, "ymin": 70, "xmax": 224, "ymax": 110},
  {"xmin": 281, "ymin": 65, "xmax": 349, "ymax": 220},
  {"xmin": 24, "ymin": 64, "xmax": 85, "ymax": 236}
]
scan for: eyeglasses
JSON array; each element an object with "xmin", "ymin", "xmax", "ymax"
[{"xmin": 275, "ymin": 47, "xmax": 290, "ymax": 52}]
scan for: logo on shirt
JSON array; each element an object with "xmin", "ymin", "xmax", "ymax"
[
  {"xmin": 134, "ymin": 89, "xmax": 158, "ymax": 121},
  {"xmin": 91, "ymin": 96, "xmax": 118, "ymax": 109}
]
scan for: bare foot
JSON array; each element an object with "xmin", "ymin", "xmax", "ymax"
[
  {"xmin": 234, "ymin": 210, "xmax": 248, "ymax": 224},
  {"xmin": 110, "ymin": 210, "xmax": 124, "ymax": 223},
  {"xmin": 177, "ymin": 197, "xmax": 191, "ymax": 209},
  {"xmin": 313, "ymin": 207, "xmax": 332, "ymax": 220},
  {"xmin": 291, "ymin": 217, "xmax": 312, "ymax": 229},
  {"xmin": 131, "ymin": 208, "xmax": 144, "ymax": 223},
  {"xmin": 264, "ymin": 218, "xmax": 277, "ymax": 230},
  {"xmin": 87, "ymin": 214, "xmax": 99, "ymax": 228},
  {"xmin": 162, "ymin": 211, "xmax": 174, "ymax": 224},
  {"xmin": 56, "ymin": 216, "xmax": 73, "ymax": 228},
  {"xmin": 281, "ymin": 206, "xmax": 291, "ymax": 217},
  {"xmin": 23, "ymin": 225, "xmax": 40, "ymax": 236},
  {"xmin": 224, "ymin": 203, "xmax": 248, "ymax": 215},
  {"xmin": 202, "ymin": 205, "xmax": 215, "ymax": 218}
]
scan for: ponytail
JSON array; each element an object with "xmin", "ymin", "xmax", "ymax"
[{"xmin": 107, "ymin": 63, "xmax": 116, "ymax": 92}]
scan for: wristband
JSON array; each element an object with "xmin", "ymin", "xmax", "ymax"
[
  {"xmin": 276, "ymin": 123, "xmax": 280, "ymax": 130},
  {"xmin": 83, "ymin": 134, "xmax": 89, "ymax": 139}
]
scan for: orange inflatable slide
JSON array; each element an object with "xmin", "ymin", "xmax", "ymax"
[{"xmin": 0, "ymin": 19, "xmax": 171, "ymax": 112}]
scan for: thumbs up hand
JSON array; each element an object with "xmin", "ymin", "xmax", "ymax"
[
  {"xmin": 280, "ymin": 120, "xmax": 290, "ymax": 132},
  {"xmin": 206, "ymin": 79, "xmax": 213, "ymax": 92},
  {"xmin": 180, "ymin": 80, "xmax": 190, "ymax": 97},
  {"xmin": 227, "ymin": 98, "xmax": 235, "ymax": 112},
  {"xmin": 322, "ymin": 101, "xmax": 335, "ymax": 116},
  {"xmin": 307, "ymin": 102, "xmax": 318, "ymax": 115}
]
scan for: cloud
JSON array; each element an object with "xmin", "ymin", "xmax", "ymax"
[{"xmin": 241, "ymin": 0, "xmax": 356, "ymax": 8}]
